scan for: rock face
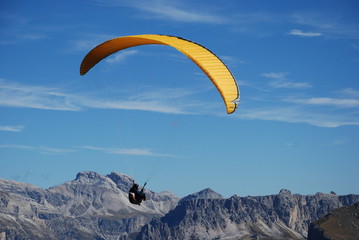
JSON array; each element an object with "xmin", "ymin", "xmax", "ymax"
[
  {"xmin": 1, "ymin": 174, "xmax": 358, "ymax": 240},
  {"xmin": 180, "ymin": 188, "xmax": 224, "ymax": 203},
  {"xmin": 135, "ymin": 189, "xmax": 359, "ymax": 240},
  {"xmin": 0, "ymin": 171, "xmax": 180, "ymax": 240},
  {"xmin": 307, "ymin": 202, "xmax": 359, "ymax": 240}
]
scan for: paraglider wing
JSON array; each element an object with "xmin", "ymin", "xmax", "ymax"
[{"xmin": 80, "ymin": 34, "xmax": 239, "ymax": 114}]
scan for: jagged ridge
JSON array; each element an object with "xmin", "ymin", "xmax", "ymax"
[
  {"xmin": 1, "ymin": 173, "xmax": 358, "ymax": 240},
  {"xmin": 0, "ymin": 171, "xmax": 179, "ymax": 240},
  {"xmin": 135, "ymin": 189, "xmax": 359, "ymax": 240}
]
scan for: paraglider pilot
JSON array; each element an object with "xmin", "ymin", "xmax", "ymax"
[{"xmin": 129, "ymin": 182, "xmax": 147, "ymax": 205}]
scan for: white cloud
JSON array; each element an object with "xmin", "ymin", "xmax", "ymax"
[
  {"xmin": 80, "ymin": 145, "xmax": 183, "ymax": 158},
  {"xmin": 130, "ymin": 88, "xmax": 195, "ymax": 101},
  {"xmin": 0, "ymin": 144, "xmax": 34, "ymax": 150},
  {"xmin": 105, "ymin": 50, "xmax": 138, "ymax": 63},
  {"xmin": 0, "ymin": 125, "xmax": 24, "ymax": 132},
  {"xmin": 237, "ymin": 106, "xmax": 359, "ymax": 128},
  {"xmin": 262, "ymin": 72, "xmax": 288, "ymax": 79},
  {"xmin": 337, "ymin": 88, "xmax": 359, "ymax": 98},
  {"xmin": 279, "ymin": 81, "xmax": 311, "ymax": 90},
  {"xmin": 0, "ymin": 144, "xmax": 75, "ymax": 155},
  {"xmin": 291, "ymin": 13, "xmax": 359, "ymax": 39},
  {"xmin": 0, "ymin": 13, "xmax": 48, "ymax": 45},
  {"xmin": 70, "ymin": 34, "xmax": 116, "ymax": 52},
  {"xmin": 38, "ymin": 146, "xmax": 76, "ymax": 155},
  {"xmin": 287, "ymin": 29, "xmax": 322, "ymax": 37},
  {"xmin": 2, "ymin": 78, "xmax": 358, "ymax": 129},
  {"xmin": 261, "ymin": 72, "xmax": 312, "ymax": 89},
  {"xmin": 0, "ymin": 79, "xmax": 192, "ymax": 114},
  {"xmin": 286, "ymin": 97, "xmax": 359, "ymax": 108},
  {"xmin": 220, "ymin": 55, "xmax": 246, "ymax": 66},
  {"xmin": 96, "ymin": 0, "xmax": 227, "ymax": 24},
  {"xmin": 0, "ymin": 79, "xmax": 81, "ymax": 111}
]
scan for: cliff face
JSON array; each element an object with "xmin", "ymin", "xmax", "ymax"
[
  {"xmin": 1, "ymin": 174, "xmax": 358, "ymax": 240},
  {"xmin": 307, "ymin": 202, "xmax": 359, "ymax": 240},
  {"xmin": 0, "ymin": 172, "xmax": 179, "ymax": 240},
  {"xmin": 135, "ymin": 189, "xmax": 359, "ymax": 240}
]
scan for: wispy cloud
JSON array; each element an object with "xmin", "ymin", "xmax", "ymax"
[
  {"xmin": 287, "ymin": 29, "xmax": 322, "ymax": 37},
  {"xmin": 96, "ymin": 0, "xmax": 227, "ymax": 24},
  {"xmin": 0, "ymin": 144, "xmax": 34, "ymax": 150},
  {"xmin": 80, "ymin": 145, "xmax": 183, "ymax": 158},
  {"xmin": 337, "ymin": 88, "xmax": 359, "ymax": 98},
  {"xmin": 291, "ymin": 12, "xmax": 359, "ymax": 39},
  {"xmin": 261, "ymin": 72, "xmax": 287, "ymax": 79},
  {"xmin": 219, "ymin": 55, "xmax": 246, "ymax": 68},
  {"xmin": 0, "ymin": 79, "xmax": 194, "ymax": 114},
  {"xmin": 286, "ymin": 97, "xmax": 359, "ymax": 108},
  {"xmin": 0, "ymin": 33, "xmax": 47, "ymax": 45},
  {"xmin": 130, "ymin": 88, "xmax": 195, "ymax": 101},
  {"xmin": 38, "ymin": 146, "xmax": 76, "ymax": 155},
  {"xmin": 69, "ymin": 34, "xmax": 116, "ymax": 52},
  {"xmin": 261, "ymin": 72, "xmax": 312, "ymax": 89},
  {"xmin": 105, "ymin": 50, "xmax": 139, "ymax": 63},
  {"xmin": 238, "ymin": 81, "xmax": 359, "ymax": 127},
  {"xmin": 0, "ymin": 13, "xmax": 48, "ymax": 45},
  {"xmin": 237, "ymin": 106, "xmax": 359, "ymax": 128},
  {"xmin": 0, "ymin": 79, "xmax": 81, "ymax": 111},
  {"xmin": 0, "ymin": 125, "xmax": 25, "ymax": 132},
  {"xmin": 0, "ymin": 144, "xmax": 75, "ymax": 155},
  {"xmin": 84, "ymin": 98, "xmax": 190, "ymax": 114},
  {"xmin": 0, "ymin": 143, "xmax": 183, "ymax": 157}
]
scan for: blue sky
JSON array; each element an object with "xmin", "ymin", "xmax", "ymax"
[{"xmin": 1, "ymin": 0, "xmax": 359, "ymax": 197}]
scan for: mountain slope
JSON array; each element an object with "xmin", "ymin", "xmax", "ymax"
[
  {"xmin": 1, "ymin": 173, "xmax": 358, "ymax": 240},
  {"xmin": 0, "ymin": 171, "xmax": 179, "ymax": 240},
  {"xmin": 180, "ymin": 188, "xmax": 224, "ymax": 202},
  {"xmin": 307, "ymin": 202, "xmax": 359, "ymax": 240},
  {"xmin": 135, "ymin": 189, "xmax": 359, "ymax": 240}
]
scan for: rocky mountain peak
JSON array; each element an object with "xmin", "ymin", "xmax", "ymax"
[
  {"xmin": 75, "ymin": 171, "xmax": 103, "ymax": 181},
  {"xmin": 180, "ymin": 188, "xmax": 224, "ymax": 202},
  {"xmin": 279, "ymin": 188, "xmax": 292, "ymax": 195},
  {"xmin": 1, "ymin": 174, "xmax": 358, "ymax": 240},
  {"xmin": 136, "ymin": 191, "xmax": 359, "ymax": 240},
  {"xmin": 107, "ymin": 172, "xmax": 135, "ymax": 192},
  {"xmin": 0, "ymin": 171, "xmax": 180, "ymax": 240}
]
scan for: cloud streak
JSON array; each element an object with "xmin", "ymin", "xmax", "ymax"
[
  {"xmin": 0, "ymin": 79, "xmax": 193, "ymax": 114},
  {"xmin": 80, "ymin": 145, "xmax": 183, "ymax": 158},
  {"xmin": 0, "ymin": 79, "xmax": 81, "ymax": 111},
  {"xmin": 286, "ymin": 97, "xmax": 359, "ymax": 108},
  {"xmin": 291, "ymin": 12, "xmax": 359, "ymax": 39},
  {"xmin": 0, "ymin": 125, "xmax": 25, "ymax": 132},
  {"xmin": 2, "ymin": 77, "xmax": 359, "ymax": 128},
  {"xmin": 287, "ymin": 29, "xmax": 322, "ymax": 37},
  {"xmin": 238, "ymin": 106, "xmax": 359, "ymax": 128},
  {"xmin": 0, "ymin": 144, "xmax": 75, "ymax": 155},
  {"xmin": 96, "ymin": 0, "xmax": 227, "ymax": 24},
  {"xmin": 261, "ymin": 72, "xmax": 312, "ymax": 89},
  {"xmin": 105, "ymin": 50, "xmax": 139, "ymax": 64},
  {"xmin": 0, "ymin": 143, "xmax": 184, "ymax": 158},
  {"xmin": 240, "ymin": 78, "xmax": 359, "ymax": 127}
]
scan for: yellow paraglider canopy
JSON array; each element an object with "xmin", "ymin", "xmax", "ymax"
[{"xmin": 80, "ymin": 34, "xmax": 239, "ymax": 114}]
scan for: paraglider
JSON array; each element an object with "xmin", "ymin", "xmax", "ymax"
[
  {"xmin": 80, "ymin": 34, "xmax": 240, "ymax": 114},
  {"xmin": 129, "ymin": 182, "xmax": 147, "ymax": 205},
  {"xmin": 80, "ymin": 34, "xmax": 240, "ymax": 205}
]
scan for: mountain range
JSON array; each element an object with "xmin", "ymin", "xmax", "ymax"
[{"xmin": 0, "ymin": 171, "xmax": 358, "ymax": 240}]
